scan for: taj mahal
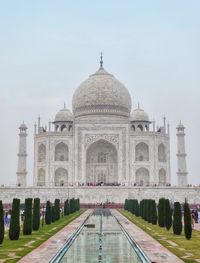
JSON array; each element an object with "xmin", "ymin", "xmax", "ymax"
[{"xmin": 1, "ymin": 56, "xmax": 199, "ymax": 205}]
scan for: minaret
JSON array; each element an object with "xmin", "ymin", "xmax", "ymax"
[
  {"xmin": 16, "ymin": 122, "xmax": 28, "ymax": 187},
  {"xmin": 176, "ymin": 121, "xmax": 188, "ymax": 187}
]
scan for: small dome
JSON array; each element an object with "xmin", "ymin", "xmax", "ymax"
[
  {"xmin": 131, "ymin": 106, "xmax": 149, "ymax": 122},
  {"xmin": 54, "ymin": 108, "xmax": 73, "ymax": 122},
  {"xmin": 19, "ymin": 122, "xmax": 27, "ymax": 129},
  {"xmin": 72, "ymin": 67, "xmax": 132, "ymax": 117}
]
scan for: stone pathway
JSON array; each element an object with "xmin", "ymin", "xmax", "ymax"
[
  {"xmin": 112, "ymin": 209, "xmax": 184, "ymax": 263},
  {"xmin": 18, "ymin": 210, "xmax": 92, "ymax": 263},
  {"xmin": 194, "ymin": 223, "xmax": 200, "ymax": 231}
]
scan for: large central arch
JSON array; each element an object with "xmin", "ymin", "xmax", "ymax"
[{"xmin": 86, "ymin": 139, "xmax": 118, "ymax": 184}]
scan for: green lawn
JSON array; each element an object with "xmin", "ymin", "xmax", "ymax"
[
  {"xmin": 0, "ymin": 209, "xmax": 85, "ymax": 263},
  {"xmin": 119, "ymin": 209, "xmax": 200, "ymax": 263}
]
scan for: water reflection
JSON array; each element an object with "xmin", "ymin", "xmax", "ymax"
[{"xmin": 60, "ymin": 209, "xmax": 142, "ymax": 263}]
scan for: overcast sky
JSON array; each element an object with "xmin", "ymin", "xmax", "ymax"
[{"xmin": 0, "ymin": 1, "xmax": 199, "ymax": 186}]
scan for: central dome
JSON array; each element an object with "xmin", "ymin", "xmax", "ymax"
[{"xmin": 72, "ymin": 66, "xmax": 132, "ymax": 117}]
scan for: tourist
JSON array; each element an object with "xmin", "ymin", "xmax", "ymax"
[{"xmin": 198, "ymin": 210, "xmax": 200, "ymax": 223}]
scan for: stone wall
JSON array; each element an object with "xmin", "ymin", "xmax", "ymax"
[{"xmin": 0, "ymin": 186, "xmax": 200, "ymax": 204}]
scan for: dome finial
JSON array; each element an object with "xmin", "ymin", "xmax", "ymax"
[
  {"xmin": 100, "ymin": 52, "xmax": 103, "ymax": 68},
  {"xmin": 138, "ymin": 102, "xmax": 140, "ymax": 109},
  {"xmin": 64, "ymin": 102, "xmax": 66, "ymax": 108}
]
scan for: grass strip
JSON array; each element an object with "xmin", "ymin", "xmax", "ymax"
[
  {"xmin": 119, "ymin": 209, "xmax": 200, "ymax": 263},
  {"xmin": 0, "ymin": 209, "xmax": 85, "ymax": 263}
]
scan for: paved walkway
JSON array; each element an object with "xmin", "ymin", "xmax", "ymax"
[
  {"xmin": 18, "ymin": 210, "xmax": 92, "ymax": 263},
  {"xmin": 194, "ymin": 223, "xmax": 200, "ymax": 231},
  {"xmin": 112, "ymin": 209, "xmax": 184, "ymax": 263}
]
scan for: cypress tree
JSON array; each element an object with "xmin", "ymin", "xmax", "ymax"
[
  {"xmin": 124, "ymin": 199, "xmax": 128, "ymax": 210},
  {"xmin": 184, "ymin": 201, "xmax": 192, "ymax": 240},
  {"xmin": 135, "ymin": 200, "xmax": 139, "ymax": 217},
  {"xmin": 69, "ymin": 198, "xmax": 74, "ymax": 213},
  {"xmin": 66, "ymin": 200, "xmax": 70, "ymax": 215},
  {"xmin": 32, "ymin": 198, "xmax": 40, "ymax": 231},
  {"xmin": 23, "ymin": 198, "xmax": 33, "ymax": 235},
  {"xmin": 0, "ymin": 200, "xmax": 4, "ymax": 244},
  {"xmin": 147, "ymin": 200, "xmax": 152, "ymax": 223},
  {"xmin": 64, "ymin": 201, "xmax": 67, "ymax": 216},
  {"xmin": 51, "ymin": 206, "xmax": 55, "ymax": 223},
  {"xmin": 151, "ymin": 200, "xmax": 157, "ymax": 225},
  {"xmin": 165, "ymin": 199, "xmax": 172, "ymax": 230},
  {"xmin": 45, "ymin": 201, "xmax": 52, "ymax": 225},
  {"xmin": 172, "ymin": 202, "xmax": 182, "ymax": 235},
  {"xmin": 158, "ymin": 198, "xmax": 165, "ymax": 227},
  {"xmin": 9, "ymin": 198, "xmax": 20, "ymax": 240},
  {"xmin": 77, "ymin": 198, "xmax": 80, "ymax": 211},
  {"xmin": 55, "ymin": 199, "xmax": 60, "ymax": 220}
]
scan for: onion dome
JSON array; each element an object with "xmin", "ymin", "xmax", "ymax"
[
  {"xmin": 131, "ymin": 104, "xmax": 150, "ymax": 122},
  {"xmin": 54, "ymin": 106, "xmax": 73, "ymax": 122},
  {"xmin": 72, "ymin": 56, "xmax": 132, "ymax": 118}
]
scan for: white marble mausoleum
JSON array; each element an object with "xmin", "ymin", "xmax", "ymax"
[{"xmin": 1, "ymin": 57, "xmax": 194, "ymax": 204}]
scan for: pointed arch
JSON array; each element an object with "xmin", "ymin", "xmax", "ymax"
[
  {"xmin": 37, "ymin": 168, "xmax": 45, "ymax": 186},
  {"xmin": 158, "ymin": 143, "xmax": 166, "ymax": 162},
  {"xmin": 86, "ymin": 139, "xmax": 118, "ymax": 184},
  {"xmin": 55, "ymin": 168, "xmax": 68, "ymax": 186},
  {"xmin": 38, "ymin": 144, "xmax": 46, "ymax": 162},
  {"xmin": 55, "ymin": 142, "xmax": 68, "ymax": 161},
  {"xmin": 136, "ymin": 167, "xmax": 149, "ymax": 186},
  {"xmin": 159, "ymin": 168, "xmax": 166, "ymax": 186},
  {"xmin": 135, "ymin": 142, "xmax": 149, "ymax": 161}
]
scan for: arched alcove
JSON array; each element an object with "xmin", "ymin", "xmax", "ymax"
[
  {"xmin": 136, "ymin": 167, "xmax": 149, "ymax": 186},
  {"xmin": 135, "ymin": 142, "xmax": 149, "ymax": 161},
  {"xmin": 38, "ymin": 144, "xmax": 46, "ymax": 162},
  {"xmin": 159, "ymin": 168, "xmax": 166, "ymax": 186},
  {"xmin": 86, "ymin": 140, "xmax": 118, "ymax": 184},
  {"xmin": 37, "ymin": 168, "xmax": 45, "ymax": 186},
  {"xmin": 158, "ymin": 143, "xmax": 167, "ymax": 162},
  {"xmin": 55, "ymin": 168, "xmax": 68, "ymax": 186},
  {"xmin": 55, "ymin": 142, "xmax": 68, "ymax": 161}
]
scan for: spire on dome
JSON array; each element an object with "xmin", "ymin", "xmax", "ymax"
[
  {"xmin": 100, "ymin": 52, "xmax": 103, "ymax": 68},
  {"xmin": 64, "ymin": 102, "xmax": 66, "ymax": 109}
]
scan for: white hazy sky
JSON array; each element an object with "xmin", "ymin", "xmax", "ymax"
[{"xmin": 0, "ymin": 1, "xmax": 200, "ymax": 186}]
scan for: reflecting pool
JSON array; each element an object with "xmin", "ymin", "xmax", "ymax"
[{"xmin": 59, "ymin": 209, "xmax": 145, "ymax": 263}]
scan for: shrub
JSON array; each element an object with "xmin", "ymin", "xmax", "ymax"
[
  {"xmin": 9, "ymin": 198, "xmax": 20, "ymax": 240},
  {"xmin": 70, "ymin": 198, "xmax": 75, "ymax": 213},
  {"xmin": 0, "ymin": 200, "xmax": 4, "ymax": 244},
  {"xmin": 66, "ymin": 200, "xmax": 70, "ymax": 215},
  {"xmin": 45, "ymin": 201, "xmax": 52, "ymax": 225},
  {"xmin": 158, "ymin": 198, "xmax": 165, "ymax": 227},
  {"xmin": 23, "ymin": 198, "xmax": 33, "ymax": 235},
  {"xmin": 51, "ymin": 206, "xmax": 55, "ymax": 223},
  {"xmin": 165, "ymin": 199, "xmax": 172, "ymax": 230},
  {"xmin": 172, "ymin": 202, "xmax": 182, "ymax": 235},
  {"xmin": 55, "ymin": 199, "xmax": 60, "ymax": 220},
  {"xmin": 135, "ymin": 200, "xmax": 140, "ymax": 217},
  {"xmin": 184, "ymin": 201, "xmax": 192, "ymax": 240},
  {"xmin": 151, "ymin": 200, "xmax": 157, "ymax": 225},
  {"xmin": 32, "ymin": 198, "xmax": 40, "ymax": 231}
]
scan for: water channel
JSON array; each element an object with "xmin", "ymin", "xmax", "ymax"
[{"xmin": 54, "ymin": 209, "xmax": 149, "ymax": 263}]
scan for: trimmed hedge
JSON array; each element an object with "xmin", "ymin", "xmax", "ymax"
[
  {"xmin": 0, "ymin": 200, "xmax": 4, "ymax": 244},
  {"xmin": 165, "ymin": 199, "xmax": 172, "ymax": 230},
  {"xmin": 23, "ymin": 198, "xmax": 33, "ymax": 235},
  {"xmin": 45, "ymin": 201, "xmax": 52, "ymax": 225},
  {"xmin": 158, "ymin": 198, "xmax": 165, "ymax": 227},
  {"xmin": 151, "ymin": 200, "xmax": 157, "ymax": 225},
  {"xmin": 173, "ymin": 202, "xmax": 182, "ymax": 235},
  {"xmin": 51, "ymin": 206, "xmax": 55, "ymax": 223},
  {"xmin": 9, "ymin": 198, "xmax": 20, "ymax": 240},
  {"xmin": 184, "ymin": 201, "xmax": 192, "ymax": 240},
  {"xmin": 55, "ymin": 199, "xmax": 60, "ymax": 221},
  {"xmin": 32, "ymin": 198, "xmax": 40, "ymax": 231}
]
